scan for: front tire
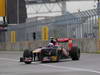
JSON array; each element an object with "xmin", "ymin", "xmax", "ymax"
[
  {"xmin": 23, "ymin": 49, "xmax": 33, "ymax": 64},
  {"xmin": 24, "ymin": 61, "xmax": 32, "ymax": 64}
]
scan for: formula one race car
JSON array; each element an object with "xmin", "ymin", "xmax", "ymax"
[{"xmin": 20, "ymin": 38, "xmax": 80, "ymax": 64}]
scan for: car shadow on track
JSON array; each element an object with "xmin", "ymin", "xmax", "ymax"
[{"xmin": 19, "ymin": 59, "xmax": 75, "ymax": 65}]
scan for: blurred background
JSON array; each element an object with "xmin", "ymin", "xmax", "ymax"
[{"xmin": 0, "ymin": 0, "xmax": 100, "ymax": 53}]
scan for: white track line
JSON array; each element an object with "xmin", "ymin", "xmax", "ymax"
[
  {"xmin": 41, "ymin": 64, "xmax": 100, "ymax": 74},
  {"xmin": 0, "ymin": 57, "xmax": 100, "ymax": 74}
]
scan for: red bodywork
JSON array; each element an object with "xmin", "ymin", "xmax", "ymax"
[{"xmin": 57, "ymin": 38, "xmax": 77, "ymax": 49}]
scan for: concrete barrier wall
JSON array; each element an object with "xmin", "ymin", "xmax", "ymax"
[
  {"xmin": 0, "ymin": 39, "xmax": 99, "ymax": 53},
  {"xmin": 78, "ymin": 39, "xmax": 98, "ymax": 53},
  {"xmin": 0, "ymin": 40, "xmax": 48, "ymax": 51}
]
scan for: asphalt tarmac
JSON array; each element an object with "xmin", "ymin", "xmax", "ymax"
[{"xmin": 0, "ymin": 51, "xmax": 100, "ymax": 75}]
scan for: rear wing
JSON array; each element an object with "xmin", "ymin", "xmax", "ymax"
[
  {"xmin": 57, "ymin": 38, "xmax": 78, "ymax": 42},
  {"xmin": 56, "ymin": 38, "xmax": 78, "ymax": 48},
  {"xmin": 57, "ymin": 38, "xmax": 71, "ymax": 42}
]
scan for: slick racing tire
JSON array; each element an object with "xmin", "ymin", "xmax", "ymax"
[
  {"xmin": 23, "ymin": 49, "xmax": 33, "ymax": 64},
  {"xmin": 24, "ymin": 61, "xmax": 32, "ymax": 64},
  {"xmin": 70, "ymin": 47, "xmax": 80, "ymax": 60}
]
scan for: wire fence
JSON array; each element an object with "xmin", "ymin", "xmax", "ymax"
[
  {"xmin": 6, "ymin": 8, "xmax": 98, "ymax": 42},
  {"xmin": 6, "ymin": 1, "xmax": 98, "ymax": 40}
]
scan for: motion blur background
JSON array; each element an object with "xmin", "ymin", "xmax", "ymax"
[{"xmin": 0, "ymin": 0, "xmax": 100, "ymax": 53}]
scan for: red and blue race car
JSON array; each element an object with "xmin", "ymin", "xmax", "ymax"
[{"xmin": 20, "ymin": 38, "xmax": 80, "ymax": 64}]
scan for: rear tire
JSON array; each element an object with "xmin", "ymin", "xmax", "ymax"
[{"xmin": 70, "ymin": 47, "xmax": 80, "ymax": 60}]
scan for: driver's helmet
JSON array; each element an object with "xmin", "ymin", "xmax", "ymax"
[
  {"xmin": 48, "ymin": 43, "xmax": 54, "ymax": 47},
  {"xmin": 50, "ymin": 37, "xmax": 54, "ymax": 39}
]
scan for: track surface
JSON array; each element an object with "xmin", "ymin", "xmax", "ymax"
[{"xmin": 0, "ymin": 51, "xmax": 100, "ymax": 75}]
